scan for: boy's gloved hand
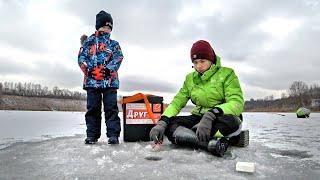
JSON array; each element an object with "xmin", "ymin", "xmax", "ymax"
[
  {"xmin": 196, "ymin": 107, "xmax": 223, "ymax": 142},
  {"xmin": 89, "ymin": 65, "xmax": 109, "ymax": 81},
  {"xmin": 149, "ymin": 116, "xmax": 169, "ymax": 143}
]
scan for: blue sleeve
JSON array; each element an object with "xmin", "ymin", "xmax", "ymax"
[
  {"xmin": 78, "ymin": 43, "xmax": 89, "ymax": 67},
  {"xmin": 106, "ymin": 41, "xmax": 123, "ymax": 71}
]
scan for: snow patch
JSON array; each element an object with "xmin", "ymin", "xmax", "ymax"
[{"xmin": 90, "ymin": 146, "xmax": 104, "ymax": 154}]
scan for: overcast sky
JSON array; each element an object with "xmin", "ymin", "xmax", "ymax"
[{"xmin": 0, "ymin": 0, "xmax": 319, "ymax": 102}]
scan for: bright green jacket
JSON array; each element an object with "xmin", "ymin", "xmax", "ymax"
[
  {"xmin": 296, "ymin": 107, "xmax": 310, "ymax": 116},
  {"xmin": 163, "ymin": 56, "xmax": 244, "ymax": 117}
]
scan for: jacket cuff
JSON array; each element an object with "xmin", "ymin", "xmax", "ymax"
[
  {"xmin": 159, "ymin": 115, "xmax": 170, "ymax": 125},
  {"xmin": 209, "ymin": 107, "xmax": 223, "ymax": 117}
]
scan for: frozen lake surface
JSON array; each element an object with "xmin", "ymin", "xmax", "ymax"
[{"xmin": 0, "ymin": 111, "xmax": 320, "ymax": 179}]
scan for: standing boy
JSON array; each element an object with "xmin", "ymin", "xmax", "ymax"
[{"xmin": 78, "ymin": 10, "xmax": 123, "ymax": 144}]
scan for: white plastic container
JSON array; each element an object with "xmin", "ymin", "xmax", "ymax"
[{"xmin": 236, "ymin": 162, "xmax": 255, "ymax": 173}]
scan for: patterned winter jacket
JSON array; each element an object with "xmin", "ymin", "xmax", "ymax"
[{"xmin": 78, "ymin": 31, "xmax": 123, "ymax": 89}]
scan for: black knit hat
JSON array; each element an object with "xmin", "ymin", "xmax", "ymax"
[{"xmin": 95, "ymin": 10, "xmax": 113, "ymax": 30}]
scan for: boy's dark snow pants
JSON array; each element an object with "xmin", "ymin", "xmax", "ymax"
[{"xmin": 85, "ymin": 88, "xmax": 120, "ymax": 139}]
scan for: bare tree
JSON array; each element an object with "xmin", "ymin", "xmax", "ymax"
[
  {"xmin": 269, "ymin": 95, "xmax": 274, "ymax": 101},
  {"xmin": 0, "ymin": 81, "xmax": 86, "ymax": 100},
  {"xmin": 288, "ymin": 81, "xmax": 308, "ymax": 97},
  {"xmin": 288, "ymin": 81, "xmax": 309, "ymax": 107},
  {"xmin": 0, "ymin": 82, "xmax": 3, "ymax": 98}
]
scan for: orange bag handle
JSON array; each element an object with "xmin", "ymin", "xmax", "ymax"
[{"xmin": 122, "ymin": 93, "xmax": 158, "ymax": 124}]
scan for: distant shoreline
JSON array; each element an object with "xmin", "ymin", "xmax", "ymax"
[
  {"xmin": 1, "ymin": 95, "xmax": 318, "ymax": 113},
  {"xmin": 0, "ymin": 95, "xmax": 86, "ymax": 112}
]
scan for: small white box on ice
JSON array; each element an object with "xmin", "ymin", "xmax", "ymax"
[{"xmin": 236, "ymin": 162, "xmax": 255, "ymax": 173}]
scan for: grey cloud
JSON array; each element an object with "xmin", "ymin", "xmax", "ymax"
[
  {"xmin": 0, "ymin": 1, "xmax": 47, "ymax": 52},
  {"xmin": 62, "ymin": 0, "xmax": 317, "ymax": 55},
  {"xmin": 120, "ymin": 75, "xmax": 177, "ymax": 93},
  {"xmin": 171, "ymin": 0, "xmax": 319, "ymax": 62},
  {"xmin": 0, "ymin": 58, "xmax": 26, "ymax": 75},
  {"xmin": 1, "ymin": 0, "xmax": 320, "ymax": 98},
  {"xmin": 241, "ymin": 16, "xmax": 320, "ymax": 90},
  {"xmin": 28, "ymin": 60, "xmax": 81, "ymax": 89},
  {"xmin": 0, "ymin": 56, "xmax": 176, "ymax": 92},
  {"xmin": 0, "ymin": 56, "xmax": 81, "ymax": 89},
  {"xmin": 62, "ymin": 0, "xmax": 184, "ymax": 47},
  {"xmin": 44, "ymin": 0, "xmax": 320, "ymax": 93},
  {"xmin": 191, "ymin": 0, "xmax": 320, "ymax": 91}
]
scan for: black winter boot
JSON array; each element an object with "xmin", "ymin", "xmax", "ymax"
[
  {"xmin": 85, "ymin": 137, "xmax": 98, "ymax": 145},
  {"xmin": 172, "ymin": 126, "xmax": 199, "ymax": 148},
  {"xmin": 229, "ymin": 130, "xmax": 249, "ymax": 147},
  {"xmin": 108, "ymin": 137, "xmax": 119, "ymax": 144},
  {"xmin": 207, "ymin": 137, "xmax": 229, "ymax": 157}
]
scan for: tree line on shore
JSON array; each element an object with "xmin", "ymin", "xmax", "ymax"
[
  {"xmin": 1, "ymin": 81, "xmax": 320, "ymax": 112},
  {"xmin": 0, "ymin": 82, "xmax": 86, "ymax": 100},
  {"xmin": 245, "ymin": 81, "xmax": 320, "ymax": 111}
]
